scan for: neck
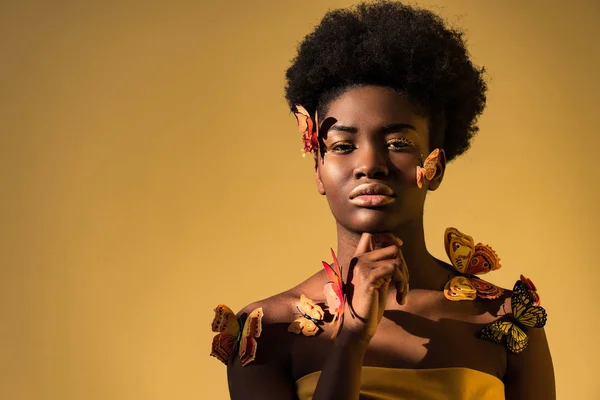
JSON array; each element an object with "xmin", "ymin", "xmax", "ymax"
[{"xmin": 333, "ymin": 219, "xmax": 452, "ymax": 291}]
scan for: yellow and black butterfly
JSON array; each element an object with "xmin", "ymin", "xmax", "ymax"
[{"xmin": 479, "ymin": 278, "xmax": 547, "ymax": 354}]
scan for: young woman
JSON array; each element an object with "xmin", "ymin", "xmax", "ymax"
[{"xmin": 214, "ymin": 2, "xmax": 555, "ymax": 399}]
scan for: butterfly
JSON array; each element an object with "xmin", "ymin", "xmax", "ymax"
[
  {"xmin": 443, "ymin": 227, "xmax": 504, "ymax": 301},
  {"xmin": 479, "ymin": 278, "xmax": 547, "ymax": 354},
  {"xmin": 322, "ymin": 248, "xmax": 345, "ymax": 339},
  {"xmin": 210, "ymin": 304, "xmax": 263, "ymax": 367},
  {"xmin": 294, "ymin": 104, "xmax": 319, "ymax": 157},
  {"xmin": 287, "ymin": 294, "xmax": 325, "ymax": 336},
  {"xmin": 416, "ymin": 148, "xmax": 440, "ymax": 188},
  {"xmin": 519, "ymin": 274, "xmax": 541, "ymax": 306}
]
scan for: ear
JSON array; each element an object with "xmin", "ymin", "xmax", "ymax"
[
  {"xmin": 428, "ymin": 148, "xmax": 446, "ymax": 191},
  {"xmin": 315, "ymin": 163, "xmax": 326, "ymax": 195}
]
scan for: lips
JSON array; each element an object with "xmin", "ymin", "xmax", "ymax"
[
  {"xmin": 349, "ymin": 183, "xmax": 396, "ymax": 199},
  {"xmin": 349, "ymin": 183, "xmax": 396, "ymax": 207}
]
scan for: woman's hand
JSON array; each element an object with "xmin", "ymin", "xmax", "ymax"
[{"xmin": 342, "ymin": 232, "xmax": 409, "ymax": 342}]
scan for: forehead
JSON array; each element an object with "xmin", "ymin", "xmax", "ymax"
[{"xmin": 324, "ymin": 85, "xmax": 429, "ymax": 134}]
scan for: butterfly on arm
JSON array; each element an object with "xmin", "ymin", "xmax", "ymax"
[
  {"xmin": 287, "ymin": 294, "xmax": 325, "ymax": 337},
  {"xmin": 210, "ymin": 304, "xmax": 263, "ymax": 367},
  {"xmin": 479, "ymin": 276, "xmax": 547, "ymax": 354},
  {"xmin": 443, "ymin": 227, "xmax": 504, "ymax": 301}
]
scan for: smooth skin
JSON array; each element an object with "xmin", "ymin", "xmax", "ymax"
[{"xmin": 226, "ymin": 85, "xmax": 555, "ymax": 400}]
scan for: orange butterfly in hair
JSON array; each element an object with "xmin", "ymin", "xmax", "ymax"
[
  {"xmin": 294, "ymin": 104, "xmax": 319, "ymax": 157},
  {"xmin": 287, "ymin": 294, "xmax": 325, "ymax": 337},
  {"xmin": 210, "ymin": 304, "xmax": 263, "ymax": 367},
  {"xmin": 322, "ymin": 248, "xmax": 345, "ymax": 339},
  {"xmin": 443, "ymin": 227, "xmax": 504, "ymax": 301}
]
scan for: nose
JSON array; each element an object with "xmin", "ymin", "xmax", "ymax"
[{"xmin": 353, "ymin": 143, "xmax": 389, "ymax": 179}]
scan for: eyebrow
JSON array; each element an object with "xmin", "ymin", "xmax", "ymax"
[{"xmin": 328, "ymin": 123, "xmax": 418, "ymax": 134}]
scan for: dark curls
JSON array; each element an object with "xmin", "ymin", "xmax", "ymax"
[{"xmin": 284, "ymin": 0, "xmax": 488, "ymax": 162}]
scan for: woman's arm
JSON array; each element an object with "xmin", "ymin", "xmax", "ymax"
[
  {"xmin": 226, "ymin": 302, "xmax": 297, "ymax": 400},
  {"xmin": 312, "ymin": 233, "xmax": 406, "ymax": 400},
  {"xmin": 310, "ymin": 331, "xmax": 368, "ymax": 399},
  {"xmin": 504, "ymin": 327, "xmax": 556, "ymax": 399},
  {"xmin": 227, "ymin": 349, "xmax": 297, "ymax": 400},
  {"xmin": 226, "ymin": 233, "xmax": 407, "ymax": 400}
]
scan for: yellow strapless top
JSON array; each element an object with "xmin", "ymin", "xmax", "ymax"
[{"xmin": 296, "ymin": 367, "xmax": 504, "ymax": 400}]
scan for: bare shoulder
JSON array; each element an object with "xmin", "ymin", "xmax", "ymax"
[
  {"xmin": 224, "ymin": 273, "xmax": 327, "ymax": 399},
  {"xmin": 232, "ymin": 270, "xmax": 327, "ymax": 361},
  {"xmin": 236, "ymin": 269, "xmax": 328, "ymax": 324}
]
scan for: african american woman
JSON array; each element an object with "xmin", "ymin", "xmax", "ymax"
[{"xmin": 210, "ymin": 2, "xmax": 555, "ymax": 399}]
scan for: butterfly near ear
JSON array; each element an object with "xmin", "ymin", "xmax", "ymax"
[
  {"xmin": 479, "ymin": 278, "xmax": 547, "ymax": 354},
  {"xmin": 210, "ymin": 304, "xmax": 263, "ymax": 367},
  {"xmin": 287, "ymin": 294, "xmax": 325, "ymax": 337},
  {"xmin": 443, "ymin": 227, "xmax": 504, "ymax": 301},
  {"xmin": 322, "ymin": 248, "xmax": 345, "ymax": 339},
  {"xmin": 416, "ymin": 148, "xmax": 440, "ymax": 188}
]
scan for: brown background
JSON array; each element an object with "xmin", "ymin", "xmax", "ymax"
[{"xmin": 1, "ymin": 0, "xmax": 598, "ymax": 399}]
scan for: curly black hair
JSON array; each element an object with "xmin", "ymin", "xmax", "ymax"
[{"xmin": 284, "ymin": 0, "xmax": 487, "ymax": 162}]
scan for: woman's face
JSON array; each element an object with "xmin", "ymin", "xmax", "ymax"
[{"xmin": 315, "ymin": 85, "xmax": 444, "ymax": 234}]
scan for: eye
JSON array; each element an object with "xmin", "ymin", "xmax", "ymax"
[
  {"xmin": 387, "ymin": 138, "xmax": 415, "ymax": 151},
  {"xmin": 328, "ymin": 141, "xmax": 355, "ymax": 154}
]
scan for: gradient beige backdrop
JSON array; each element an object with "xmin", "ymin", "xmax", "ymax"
[{"xmin": 1, "ymin": 0, "xmax": 598, "ymax": 399}]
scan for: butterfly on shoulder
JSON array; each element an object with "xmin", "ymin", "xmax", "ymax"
[
  {"xmin": 287, "ymin": 294, "xmax": 325, "ymax": 337},
  {"xmin": 322, "ymin": 248, "xmax": 345, "ymax": 339},
  {"xmin": 210, "ymin": 304, "xmax": 263, "ymax": 367},
  {"xmin": 443, "ymin": 227, "xmax": 504, "ymax": 301},
  {"xmin": 479, "ymin": 277, "xmax": 547, "ymax": 354}
]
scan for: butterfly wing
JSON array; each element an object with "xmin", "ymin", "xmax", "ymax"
[
  {"xmin": 506, "ymin": 324, "xmax": 529, "ymax": 354},
  {"xmin": 520, "ymin": 275, "xmax": 541, "ymax": 306},
  {"xmin": 210, "ymin": 305, "xmax": 241, "ymax": 365},
  {"xmin": 238, "ymin": 307, "xmax": 264, "ymax": 367},
  {"xmin": 298, "ymin": 294, "xmax": 325, "ymax": 321},
  {"xmin": 468, "ymin": 276, "xmax": 504, "ymax": 300},
  {"xmin": 518, "ymin": 307, "xmax": 547, "ymax": 329},
  {"xmin": 443, "ymin": 276, "xmax": 477, "ymax": 301},
  {"xmin": 444, "ymin": 228, "xmax": 475, "ymax": 274},
  {"xmin": 416, "ymin": 166, "xmax": 425, "ymax": 188},
  {"xmin": 422, "ymin": 148, "xmax": 440, "ymax": 180},
  {"xmin": 322, "ymin": 249, "xmax": 345, "ymax": 339},
  {"xmin": 294, "ymin": 104, "xmax": 313, "ymax": 134},
  {"xmin": 480, "ymin": 320, "xmax": 513, "ymax": 343},
  {"xmin": 287, "ymin": 317, "xmax": 320, "ymax": 337},
  {"xmin": 322, "ymin": 248, "xmax": 345, "ymax": 313},
  {"xmin": 512, "ymin": 281, "xmax": 547, "ymax": 328},
  {"xmin": 288, "ymin": 295, "xmax": 324, "ymax": 337},
  {"xmin": 466, "ymin": 243, "xmax": 501, "ymax": 275}
]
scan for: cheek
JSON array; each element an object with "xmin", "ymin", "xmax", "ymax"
[{"xmin": 319, "ymin": 163, "xmax": 350, "ymax": 200}]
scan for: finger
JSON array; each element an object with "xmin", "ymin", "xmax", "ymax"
[
  {"xmin": 361, "ymin": 244, "xmax": 400, "ymax": 262},
  {"xmin": 354, "ymin": 232, "xmax": 374, "ymax": 257},
  {"xmin": 378, "ymin": 277, "xmax": 392, "ymax": 314},
  {"xmin": 400, "ymin": 253, "xmax": 410, "ymax": 298},
  {"xmin": 372, "ymin": 233, "xmax": 403, "ymax": 250},
  {"xmin": 393, "ymin": 252, "xmax": 409, "ymax": 305},
  {"xmin": 365, "ymin": 260, "xmax": 398, "ymax": 284}
]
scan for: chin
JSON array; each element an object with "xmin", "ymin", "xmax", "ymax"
[{"xmin": 345, "ymin": 209, "xmax": 404, "ymax": 233}]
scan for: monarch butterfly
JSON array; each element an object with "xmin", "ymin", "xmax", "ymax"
[{"xmin": 479, "ymin": 278, "xmax": 547, "ymax": 354}]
